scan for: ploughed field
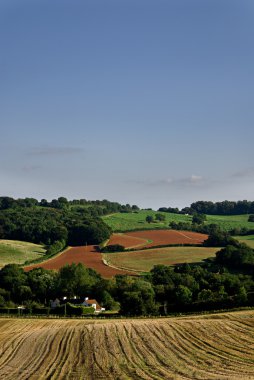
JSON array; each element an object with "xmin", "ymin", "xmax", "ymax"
[
  {"xmin": 108, "ymin": 230, "xmax": 208, "ymax": 248},
  {"xmin": 25, "ymin": 230, "xmax": 208, "ymax": 277},
  {"xmin": 0, "ymin": 310, "xmax": 254, "ymax": 379},
  {"xmin": 24, "ymin": 246, "xmax": 134, "ymax": 278}
]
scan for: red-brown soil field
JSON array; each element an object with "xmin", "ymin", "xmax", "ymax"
[
  {"xmin": 24, "ymin": 246, "xmax": 134, "ymax": 278},
  {"xmin": 25, "ymin": 230, "xmax": 208, "ymax": 277},
  {"xmin": 0, "ymin": 310, "xmax": 253, "ymax": 379},
  {"xmin": 107, "ymin": 233, "xmax": 149, "ymax": 248},
  {"xmin": 108, "ymin": 229, "xmax": 208, "ymax": 248}
]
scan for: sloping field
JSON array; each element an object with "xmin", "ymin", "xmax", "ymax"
[
  {"xmin": 103, "ymin": 247, "xmax": 218, "ymax": 273},
  {"xmin": 107, "ymin": 233, "xmax": 149, "ymax": 248},
  {"xmin": 108, "ymin": 230, "xmax": 208, "ymax": 248},
  {"xmin": 235, "ymin": 235, "xmax": 254, "ymax": 249},
  {"xmin": 0, "ymin": 240, "xmax": 45, "ymax": 268},
  {"xmin": 25, "ymin": 230, "xmax": 207, "ymax": 277},
  {"xmin": 0, "ymin": 311, "xmax": 253, "ymax": 379},
  {"xmin": 103, "ymin": 210, "xmax": 253, "ymax": 232},
  {"xmin": 24, "ymin": 246, "xmax": 134, "ymax": 278}
]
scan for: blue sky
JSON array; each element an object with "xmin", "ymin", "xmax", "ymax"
[{"xmin": 1, "ymin": 0, "xmax": 254, "ymax": 209}]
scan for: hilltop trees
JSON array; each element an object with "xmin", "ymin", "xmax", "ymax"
[
  {"xmin": 0, "ymin": 207, "xmax": 111, "ymax": 246},
  {"xmin": 146, "ymin": 215, "xmax": 154, "ymax": 224},
  {"xmin": 192, "ymin": 213, "xmax": 206, "ymax": 225}
]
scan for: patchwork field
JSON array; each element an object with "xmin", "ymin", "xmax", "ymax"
[
  {"xmin": 24, "ymin": 246, "xmax": 134, "ymax": 278},
  {"xmin": 25, "ymin": 230, "xmax": 210, "ymax": 276},
  {"xmin": 0, "ymin": 240, "xmax": 45, "ymax": 268},
  {"xmin": 103, "ymin": 247, "xmax": 218, "ymax": 273},
  {"xmin": 103, "ymin": 210, "xmax": 254, "ymax": 232},
  {"xmin": 0, "ymin": 310, "xmax": 253, "ymax": 379}
]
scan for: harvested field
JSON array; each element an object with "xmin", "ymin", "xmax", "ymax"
[
  {"xmin": 0, "ymin": 310, "xmax": 254, "ymax": 379},
  {"xmin": 24, "ymin": 246, "xmax": 134, "ymax": 278},
  {"xmin": 108, "ymin": 229, "xmax": 208, "ymax": 249},
  {"xmin": 103, "ymin": 246, "xmax": 218, "ymax": 273}
]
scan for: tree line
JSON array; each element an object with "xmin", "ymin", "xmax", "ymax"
[
  {"xmin": 0, "ymin": 196, "xmax": 139, "ymax": 214},
  {"xmin": 159, "ymin": 200, "xmax": 254, "ymax": 216}
]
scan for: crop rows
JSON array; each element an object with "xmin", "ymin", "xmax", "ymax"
[{"xmin": 0, "ymin": 311, "xmax": 253, "ymax": 379}]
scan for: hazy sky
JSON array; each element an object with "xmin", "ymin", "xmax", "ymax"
[{"xmin": 1, "ymin": 0, "xmax": 254, "ymax": 209}]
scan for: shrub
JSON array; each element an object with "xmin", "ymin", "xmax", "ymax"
[{"xmin": 101, "ymin": 244, "xmax": 125, "ymax": 253}]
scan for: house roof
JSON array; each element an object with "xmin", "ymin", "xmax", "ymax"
[{"xmin": 85, "ymin": 299, "xmax": 102, "ymax": 309}]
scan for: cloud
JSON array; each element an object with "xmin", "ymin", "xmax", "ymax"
[
  {"xmin": 27, "ymin": 146, "xmax": 84, "ymax": 156},
  {"xmin": 130, "ymin": 175, "xmax": 205, "ymax": 187},
  {"xmin": 231, "ymin": 168, "xmax": 254, "ymax": 179}
]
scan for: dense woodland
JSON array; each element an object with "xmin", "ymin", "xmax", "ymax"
[{"xmin": 0, "ymin": 196, "xmax": 140, "ymax": 247}]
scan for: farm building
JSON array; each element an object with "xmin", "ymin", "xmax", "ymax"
[{"xmin": 50, "ymin": 296, "xmax": 105, "ymax": 313}]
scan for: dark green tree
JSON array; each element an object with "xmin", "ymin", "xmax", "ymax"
[{"xmin": 146, "ymin": 215, "xmax": 154, "ymax": 224}]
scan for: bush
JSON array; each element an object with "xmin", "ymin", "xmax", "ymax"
[
  {"xmin": 101, "ymin": 244, "xmax": 125, "ymax": 253},
  {"xmin": 66, "ymin": 303, "xmax": 95, "ymax": 316},
  {"xmin": 33, "ymin": 307, "xmax": 50, "ymax": 315},
  {"xmin": 46, "ymin": 239, "xmax": 66, "ymax": 256}
]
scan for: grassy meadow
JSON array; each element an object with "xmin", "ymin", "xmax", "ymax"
[
  {"xmin": 235, "ymin": 235, "xmax": 254, "ymax": 248},
  {"xmin": 103, "ymin": 210, "xmax": 254, "ymax": 232},
  {"xmin": 0, "ymin": 240, "xmax": 45, "ymax": 268},
  {"xmin": 103, "ymin": 246, "xmax": 218, "ymax": 273}
]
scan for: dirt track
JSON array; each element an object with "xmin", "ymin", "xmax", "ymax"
[{"xmin": 0, "ymin": 310, "xmax": 253, "ymax": 379}]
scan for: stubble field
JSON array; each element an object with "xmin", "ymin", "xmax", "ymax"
[
  {"xmin": 0, "ymin": 310, "xmax": 253, "ymax": 379},
  {"xmin": 103, "ymin": 246, "xmax": 218, "ymax": 273}
]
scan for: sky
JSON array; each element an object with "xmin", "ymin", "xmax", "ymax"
[{"xmin": 1, "ymin": 0, "xmax": 254, "ymax": 209}]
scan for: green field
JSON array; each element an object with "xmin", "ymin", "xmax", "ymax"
[
  {"xmin": 103, "ymin": 210, "xmax": 254, "ymax": 232},
  {"xmin": 235, "ymin": 235, "xmax": 254, "ymax": 248},
  {"xmin": 103, "ymin": 246, "xmax": 218, "ymax": 273},
  {"xmin": 0, "ymin": 240, "xmax": 46, "ymax": 268},
  {"xmin": 103, "ymin": 210, "xmax": 191, "ymax": 231}
]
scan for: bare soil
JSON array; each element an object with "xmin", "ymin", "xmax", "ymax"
[
  {"xmin": 109, "ymin": 229, "xmax": 208, "ymax": 248},
  {"xmin": 24, "ymin": 246, "xmax": 134, "ymax": 278}
]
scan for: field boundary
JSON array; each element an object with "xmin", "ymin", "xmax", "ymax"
[
  {"xmin": 102, "ymin": 255, "xmax": 145, "ymax": 274},
  {"xmin": 24, "ymin": 246, "xmax": 71, "ymax": 270}
]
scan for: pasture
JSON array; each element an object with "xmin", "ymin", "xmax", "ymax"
[
  {"xmin": 0, "ymin": 310, "xmax": 253, "ymax": 379},
  {"xmin": 103, "ymin": 210, "xmax": 254, "ymax": 232},
  {"xmin": 103, "ymin": 246, "xmax": 218, "ymax": 273},
  {"xmin": 235, "ymin": 235, "xmax": 254, "ymax": 248},
  {"xmin": 0, "ymin": 240, "xmax": 45, "ymax": 268}
]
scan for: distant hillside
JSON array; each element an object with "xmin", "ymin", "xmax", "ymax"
[{"xmin": 103, "ymin": 210, "xmax": 254, "ymax": 233}]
